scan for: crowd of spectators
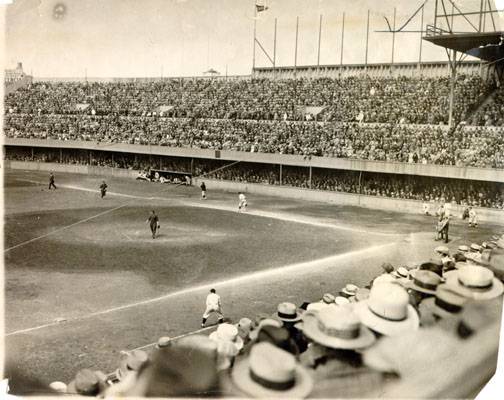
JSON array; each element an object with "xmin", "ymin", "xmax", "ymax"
[
  {"xmin": 5, "ymin": 75, "xmax": 490, "ymax": 123},
  {"xmin": 11, "ymin": 235, "xmax": 504, "ymax": 397},
  {"xmin": 5, "ymin": 113, "xmax": 504, "ymax": 168},
  {"xmin": 5, "ymin": 147, "xmax": 503, "ymax": 209},
  {"xmin": 472, "ymin": 83, "xmax": 504, "ymax": 126}
]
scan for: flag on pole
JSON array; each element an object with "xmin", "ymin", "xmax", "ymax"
[{"xmin": 256, "ymin": 4, "xmax": 269, "ymax": 12}]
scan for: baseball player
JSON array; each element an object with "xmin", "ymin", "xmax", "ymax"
[
  {"xmin": 146, "ymin": 210, "xmax": 160, "ymax": 239},
  {"xmin": 238, "ymin": 192, "xmax": 247, "ymax": 212},
  {"xmin": 100, "ymin": 181, "xmax": 108, "ymax": 198},
  {"xmin": 200, "ymin": 182, "xmax": 207, "ymax": 200},
  {"xmin": 201, "ymin": 288, "xmax": 224, "ymax": 327},
  {"xmin": 48, "ymin": 173, "xmax": 57, "ymax": 190},
  {"xmin": 468, "ymin": 206, "xmax": 478, "ymax": 228}
]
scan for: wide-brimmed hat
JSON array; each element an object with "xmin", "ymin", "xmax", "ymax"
[
  {"xmin": 340, "ymin": 284, "xmax": 359, "ymax": 297},
  {"xmin": 420, "ymin": 285, "xmax": 467, "ymax": 318},
  {"xmin": 302, "ymin": 305, "xmax": 375, "ymax": 350},
  {"xmin": 470, "ymin": 243, "xmax": 482, "ymax": 252},
  {"xmin": 435, "ymin": 246, "xmax": 450, "ymax": 255},
  {"xmin": 322, "ymin": 293, "xmax": 336, "ymax": 303},
  {"xmin": 335, "ymin": 296, "xmax": 350, "ymax": 306},
  {"xmin": 209, "ymin": 323, "xmax": 244, "ymax": 354},
  {"xmin": 392, "ymin": 267, "xmax": 410, "ymax": 279},
  {"xmin": 231, "ymin": 342, "xmax": 313, "ymax": 398},
  {"xmin": 445, "ymin": 266, "xmax": 504, "ymax": 300},
  {"xmin": 118, "ymin": 350, "xmax": 149, "ymax": 379},
  {"xmin": 419, "ymin": 259, "xmax": 443, "ymax": 277},
  {"xmin": 67, "ymin": 369, "xmax": 107, "ymax": 396},
  {"xmin": 156, "ymin": 337, "xmax": 172, "ymax": 348},
  {"xmin": 475, "ymin": 248, "xmax": 504, "ymax": 281},
  {"xmin": 275, "ymin": 302, "xmax": 303, "ymax": 322},
  {"xmin": 458, "ymin": 245, "xmax": 470, "ymax": 252},
  {"xmin": 354, "ymin": 283, "xmax": 419, "ymax": 336},
  {"xmin": 405, "ymin": 270, "xmax": 443, "ymax": 295}
]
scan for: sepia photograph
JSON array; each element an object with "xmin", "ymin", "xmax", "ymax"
[{"xmin": 2, "ymin": 0, "xmax": 504, "ymax": 398}]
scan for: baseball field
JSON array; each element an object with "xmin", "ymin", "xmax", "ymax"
[{"xmin": 4, "ymin": 168, "xmax": 502, "ymax": 387}]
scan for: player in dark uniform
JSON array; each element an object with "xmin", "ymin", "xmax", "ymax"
[
  {"xmin": 48, "ymin": 173, "xmax": 57, "ymax": 190},
  {"xmin": 147, "ymin": 210, "xmax": 159, "ymax": 239},
  {"xmin": 200, "ymin": 182, "xmax": 207, "ymax": 199},
  {"xmin": 100, "ymin": 181, "xmax": 108, "ymax": 198}
]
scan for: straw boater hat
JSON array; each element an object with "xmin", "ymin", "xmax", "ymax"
[
  {"xmin": 444, "ymin": 266, "xmax": 504, "ymax": 301},
  {"xmin": 420, "ymin": 285, "xmax": 467, "ymax": 319},
  {"xmin": 307, "ymin": 293, "xmax": 336, "ymax": 311},
  {"xmin": 209, "ymin": 323, "xmax": 244, "ymax": 355},
  {"xmin": 340, "ymin": 284, "xmax": 359, "ymax": 297},
  {"xmin": 372, "ymin": 273, "xmax": 396, "ymax": 286},
  {"xmin": 335, "ymin": 296, "xmax": 350, "ymax": 306},
  {"xmin": 322, "ymin": 293, "xmax": 336, "ymax": 303},
  {"xmin": 470, "ymin": 243, "xmax": 482, "ymax": 252},
  {"xmin": 392, "ymin": 267, "xmax": 410, "ymax": 279},
  {"xmin": 232, "ymin": 342, "xmax": 313, "ymax": 398},
  {"xmin": 458, "ymin": 245, "xmax": 470, "ymax": 252},
  {"xmin": 435, "ymin": 245, "xmax": 450, "ymax": 256},
  {"xmin": 49, "ymin": 381, "xmax": 67, "ymax": 393},
  {"xmin": 355, "ymin": 288, "xmax": 371, "ymax": 302},
  {"xmin": 156, "ymin": 337, "xmax": 172, "ymax": 348},
  {"xmin": 302, "ymin": 305, "xmax": 375, "ymax": 350},
  {"xmin": 405, "ymin": 270, "xmax": 443, "ymax": 295},
  {"xmin": 274, "ymin": 302, "xmax": 303, "ymax": 323},
  {"xmin": 354, "ymin": 283, "xmax": 420, "ymax": 336}
]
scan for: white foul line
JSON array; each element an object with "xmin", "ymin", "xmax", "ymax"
[{"xmin": 5, "ymin": 241, "xmax": 396, "ymax": 337}]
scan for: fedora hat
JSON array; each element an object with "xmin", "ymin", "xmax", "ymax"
[
  {"xmin": 405, "ymin": 270, "xmax": 443, "ymax": 295},
  {"xmin": 340, "ymin": 284, "xmax": 359, "ymax": 297},
  {"xmin": 445, "ymin": 266, "xmax": 504, "ymax": 300},
  {"xmin": 435, "ymin": 245, "xmax": 450, "ymax": 255},
  {"xmin": 420, "ymin": 285, "xmax": 467, "ymax": 318},
  {"xmin": 209, "ymin": 323, "xmax": 244, "ymax": 354},
  {"xmin": 354, "ymin": 283, "xmax": 419, "ymax": 336},
  {"xmin": 275, "ymin": 302, "xmax": 303, "ymax": 322},
  {"xmin": 458, "ymin": 245, "xmax": 470, "ymax": 252},
  {"xmin": 302, "ymin": 305, "xmax": 375, "ymax": 350},
  {"xmin": 231, "ymin": 342, "xmax": 313, "ymax": 398}
]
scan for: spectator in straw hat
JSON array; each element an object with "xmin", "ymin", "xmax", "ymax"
[
  {"xmin": 419, "ymin": 285, "xmax": 467, "ymax": 322},
  {"xmin": 231, "ymin": 342, "xmax": 313, "ymax": 398},
  {"xmin": 253, "ymin": 324, "xmax": 300, "ymax": 356},
  {"xmin": 306, "ymin": 293, "xmax": 335, "ymax": 312},
  {"xmin": 274, "ymin": 302, "xmax": 308, "ymax": 352},
  {"xmin": 340, "ymin": 284, "xmax": 359, "ymax": 299},
  {"xmin": 444, "ymin": 265, "xmax": 504, "ymax": 301},
  {"xmin": 117, "ymin": 349, "xmax": 149, "ymax": 381},
  {"xmin": 419, "ymin": 259, "xmax": 444, "ymax": 277},
  {"xmin": 354, "ymin": 282, "xmax": 420, "ymax": 337},
  {"xmin": 118, "ymin": 335, "xmax": 220, "ymax": 397},
  {"xmin": 405, "ymin": 270, "xmax": 443, "ymax": 307},
  {"xmin": 156, "ymin": 336, "xmax": 172, "ymax": 349},
  {"xmin": 209, "ymin": 323, "xmax": 244, "ymax": 369},
  {"xmin": 237, "ymin": 317, "xmax": 254, "ymax": 345},
  {"xmin": 476, "ymin": 248, "xmax": 504, "ymax": 281}
]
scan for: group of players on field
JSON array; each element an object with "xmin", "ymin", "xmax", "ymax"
[{"xmin": 48, "ymin": 174, "xmax": 248, "ymax": 240}]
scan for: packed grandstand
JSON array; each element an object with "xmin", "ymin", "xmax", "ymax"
[{"xmin": 4, "ymin": 72, "xmax": 504, "ymax": 211}]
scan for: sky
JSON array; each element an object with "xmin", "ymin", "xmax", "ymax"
[{"xmin": 4, "ymin": 0, "xmax": 503, "ymax": 78}]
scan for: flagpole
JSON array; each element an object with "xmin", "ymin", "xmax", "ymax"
[
  {"xmin": 365, "ymin": 9, "xmax": 370, "ymax": 71},
  {"xmin": 317, "ymin": 14, "xmax": 322, "ymax": 70},
  {"xmin": 294, "ymin": 16, "xmax": 299, "ymax": 77},
  {"xmin": 418, "ymin": 4, "xmax": 424, "ymax": 74},
  {"xmin": 391, "ymin": 7, "xmax": 396, "ymax": 66},
  {"xmin": 253, "ymin": 0, "xmax": 257, "ymax": 74},
  {"xmin": 340, "ymin": 13, "xmax": 345, "ymax": 72},
  {"xmin": 273, "ymin": 18, "xmax": 277, "ymax": 77}
]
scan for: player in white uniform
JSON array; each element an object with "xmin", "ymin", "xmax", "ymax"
[
  {"xmin": 201, "ymin": 288, "xmax": 224, "ymax": 327},
  {"xmin": 238, "ymin": 192, "xmax": 247, "ymax": 212},
  {"xmin": 468, "ymin": 206, "xmax": 478, "ymax": 227}
]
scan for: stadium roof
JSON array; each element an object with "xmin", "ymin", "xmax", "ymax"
[{"xmin": 423, "ymin": 32, "xmax": 504, "ymax": 63}]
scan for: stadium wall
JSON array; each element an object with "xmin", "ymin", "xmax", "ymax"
[
  {"xmin": 5, "ymin": 138, "xmax": 504, "ymax": 183},
  {"xmin": 5, "ymin": 160, "xmax": 502, "ymax": 223}
]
